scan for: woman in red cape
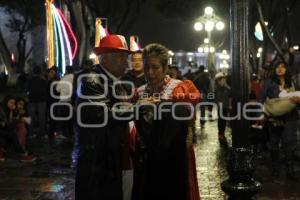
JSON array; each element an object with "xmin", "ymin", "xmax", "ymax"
[{"xmin": 134, "ymin": 43, "xmax": 201, "ymax": 200}]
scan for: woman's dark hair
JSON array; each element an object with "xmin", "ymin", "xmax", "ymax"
[
  {"xmin": 16, "ymin": 97, "xmax": 26, "ymax": 105},
  {"xmin": 270, "ymin": 61, "xmax": 292, "ymax": 88},
  {"xmin": 2, "ymin": 95, "xmax": 15, "ymax": 107},
  {"xmin": 2, "ymin": 95, "xmax": 15, "ymax": 116}
]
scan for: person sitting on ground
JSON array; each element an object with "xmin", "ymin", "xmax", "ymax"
[{"xmin": 0, "ymin": 95, "xmax": 36, "ymax": 162}]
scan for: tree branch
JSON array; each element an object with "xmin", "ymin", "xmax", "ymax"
[
  {"xmin": 115, "ymin": 0, "xmax": 133, "ymax": 33},
  {"xmin": 255, "ymin": 0, "xmax": 285, "ymax": 60},
  {"xmin": 25, "ymin": 47, "xmax": 33, "ymax": 60}
]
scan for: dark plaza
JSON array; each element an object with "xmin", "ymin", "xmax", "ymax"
[{"xmin": 0, "ymin": 0, "xmax": 300, "ymax": 199}]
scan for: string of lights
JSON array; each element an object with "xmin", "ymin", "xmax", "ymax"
[{"xmin": 46, "ymin": 0, "xmax": 77, "ymax": 74}]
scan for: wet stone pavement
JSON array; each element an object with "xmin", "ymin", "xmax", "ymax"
[
  {"xmin": 0, "ymin": 138, "xmax": 74, "ymax": 200},
  {"xmin": 195, "ymin": 112, "xmax": 300, "ymax": 200},
  {"xmin": 1, "ymin": 114, "xmax": 300, "ymax": 199}
]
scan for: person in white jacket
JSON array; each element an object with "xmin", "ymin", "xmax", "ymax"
[
  {"xmin": 56, "ymin": 66, "xmax": 74, "ymax": 138},
  {"xmin": 56, "ymin": 66, "xmax": 74, "ymax": 102}
]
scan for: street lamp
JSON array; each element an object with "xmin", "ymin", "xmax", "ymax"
[
  {"xmin": 219, "ymin": 49, "xmax": 230, "ymax": 71},
  {"xmin": 216, "ymin": 21, "xmax": 225, "ymax": 30},
  {"xmin": 204, "ymin": 6, "xmax": 214, "ymax": 15},
  {"xmin": 204, "ymin": 47, "xmax": 209, "ymax": 53},
  {"xmin": 205, "ymin": 21, "xmax": 215, "ymax": 32},
  {"xmin": 194, "ymin": 22, "xmax": 203, "ymax": 31},
  {"xmin": 198, "ymin": 47, "xmax": 204, "ymax": 53},
  {"xmin": 194, "ymin": 6, "xmax": 225, "ymax": 33},
  {"xmin": 194, "ymin": 6, "xmax": 225, "ymax": 71}
]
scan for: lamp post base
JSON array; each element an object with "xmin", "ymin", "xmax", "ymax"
[{"xmin": 221, "ymin": 148, "xmax": 262, "ymax": 200}]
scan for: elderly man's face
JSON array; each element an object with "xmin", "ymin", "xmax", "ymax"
[{"xmin": 102, "ymin": 52, "xmax": 129, "ymax": 77}]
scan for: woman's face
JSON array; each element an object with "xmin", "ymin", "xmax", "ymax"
[
  {"xmin": 7, "ymin": 99, "xmax": 16, "ymax": 111},
  {"xmin": 275, "ymin": 63, "xmax": 287, "ymax": 77},
  {"xmin": 17, "ymin": 100, "xmax": 25, "ymax": 111},
  {"xmin": 218, "ymin": 77, "xmax": 227, "ymax": 86},
  {"xmin": 144, "ymin": 57, "xmax": 167, "ymax": 85}
]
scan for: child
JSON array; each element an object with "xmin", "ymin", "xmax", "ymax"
[
  {"xmin": 16, "ymin": 97, "xmax": 30, "ymax": 149},
  {"xmin": 214, "ymin": 72, "xmax": 231, "ymax": 146}
]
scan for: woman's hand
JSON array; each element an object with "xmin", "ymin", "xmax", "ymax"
[
  {"xmin": 137, "ymin": 97, "xmax": 160, "ymax": 105},
  {"xmin": 0, "ymin": 121, "xmax": 6, "ymax": 127},
  {"xmin": 290, "ymin": 96, "xmax": 300, "ymax": 104}
]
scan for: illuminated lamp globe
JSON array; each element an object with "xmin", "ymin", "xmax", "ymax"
[
  {"xmin": 204, "ymin": 7, "xmax": 214, "ymax": 15},
  {"xmin": 194, "ymin": 22, "xmax": 203, "ymax": 31},
  {"xmin": 216, "ymin": 21, "xmax": 225, "ymax": 30},
  {"xmin": 198, "ymin": 47, "xmax": 204, "ymax": 53},
  {"xmin": 205, "ymin": 21, "xmax": 214, "ymax": 32}
]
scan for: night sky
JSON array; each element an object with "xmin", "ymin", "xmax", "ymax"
[
  {"xmin": 289, "ymin": 2, "xmax": 300, "ymax": 46},
  {"xmin": 127, "ymin": 1, "xmax": 229, "ymax": 52},
  {"xmin": 127, "ymin": 1, "xmax": 300, "ymax": 52}
]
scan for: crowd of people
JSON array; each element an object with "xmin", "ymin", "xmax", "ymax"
[{"xmin": 1, "ymin": 32, "xmax": 300, "ymax": 200}]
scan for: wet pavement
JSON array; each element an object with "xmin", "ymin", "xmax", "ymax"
[
  {"xmin": 1, "ymin": 113, "xmax": 300, "ymax": 200},
  {"xmin": 194, "ymin": 118, "xmax": 229, "ymax": 200},
  {"xmin": 195, "ymin": 112, "xmax": 300, "ymax": 200},
  {"xmin": 0, "ymin": 138, "xmax": 74, "ymax": 200}
]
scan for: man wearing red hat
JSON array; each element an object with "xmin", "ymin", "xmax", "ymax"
[{"xmin": 75, "ymin": 35, "xmax": 133, "ymax": 200}]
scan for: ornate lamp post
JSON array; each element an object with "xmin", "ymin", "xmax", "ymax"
[
  {"xmin": 197, "ymin": 38, "xmax": 215, "ymax": 54},
  {"xmin": 194, "ymin": 6, "xmax": 225, "ymax": 71},
  {"xmin": 221, "ymin": 0, "xmax": 262, "ymax": 199},
  {"xmin": 219, "ymin": 50, "xmax": 230, "ymax": 72}
]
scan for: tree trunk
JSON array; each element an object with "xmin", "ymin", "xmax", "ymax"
[
  {"xmin": 69, "ymin": 0, "xmax": 87, "ymax": 69},
  {"xmin": 16, "ymin": 34, "xmax": 26, "ymax": 74},
  {"xmin": 0, "ymin": 29, "xmax": 13, "ymax": 74}
]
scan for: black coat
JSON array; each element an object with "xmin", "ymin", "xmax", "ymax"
[
  {"xmin": 135, "ymin": 103, "xmax": 191, "ymax": 200},
  {"xmin": 75, "ymin": 65, "xmax": 130, "ymax": 200},
  {"xmin": 121, "ymin": 70, "xmax": 146, "ymax": 88}
]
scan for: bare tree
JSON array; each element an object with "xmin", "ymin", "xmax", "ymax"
[
  {"xmin": 65, "ymin": 0, "xmax": 146, "ymax": 67},
  {"xmin": 0, "ymin": 29, "xmax": 12, "ymax": 72},
  {"xmin": 0, "ymin": 0, "xmax": 45, "ymax": 74},
  {"xmin": 249, "ymin": 0, "xmax": 299, "ymax": 73}
]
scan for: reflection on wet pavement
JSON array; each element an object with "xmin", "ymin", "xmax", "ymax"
[
  {"xmin": 195, "ymin": 118, "xmax": 230, "ymax": 200},
  {"xmin": 0, "ymin": 113, "xmax": 300, "ymax": 199}
]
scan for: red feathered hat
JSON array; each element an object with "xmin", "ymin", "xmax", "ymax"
[{"xmin": 94, "ymin": 35, "xmax": 131, "ymax": 55}]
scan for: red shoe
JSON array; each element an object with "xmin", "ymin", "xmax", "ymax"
[
  {"xmin": 20, "ymin": 155, "xmax": 37, "ymax": 162},
  {"xmin": 0, "ymin": 152, "xmax": 5, "ymax": 161},
  {"xmin": 218, "ymin": 134, "xmax": 228, "ymax": 147}
]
